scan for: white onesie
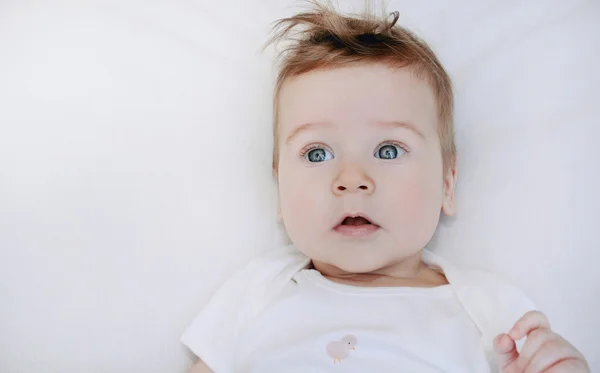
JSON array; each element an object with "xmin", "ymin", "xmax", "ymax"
[{"xmin": 181, "ymin": 245, "xmax": 536, "ymax": 373}]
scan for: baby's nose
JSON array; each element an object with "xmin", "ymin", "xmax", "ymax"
[{"xmin": 332, "ymin": 167, "xmax": 375, "ymax": 196}]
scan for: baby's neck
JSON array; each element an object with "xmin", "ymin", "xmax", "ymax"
[{"xmin": 311, "ymin": 252, "xmax": 448, "ymax": 288}]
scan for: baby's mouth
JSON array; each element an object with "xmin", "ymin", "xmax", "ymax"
[
  {"xmin": 334, "ymin": 215, "xmax": 380, "ymax": 237},
  {"xmin": 340, "ymin": 216, "xmax": 372, "ymax": 226}
]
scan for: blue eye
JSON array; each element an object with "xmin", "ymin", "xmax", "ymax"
[
  {"xmin": 375, "ymin": 144, "xmax": 405, "ymax": 159},
  {"xmin": 305, "ymin": 147, "xmax": 334, "ymax": 163}
]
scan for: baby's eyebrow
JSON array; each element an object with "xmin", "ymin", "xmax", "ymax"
[
  {"xmin": 371, "ymin": 120, "xmax": 425, "ymax": 139},
  {"xmin": 285, "ymin": 121, "xmax": 334, "ymax": 143},
  {"xmin": 284, "ymin": 120, "xmax": 425, "ymax": 144}
]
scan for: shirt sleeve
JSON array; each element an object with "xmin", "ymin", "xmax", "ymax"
[
  {"xmin": 180, "ymin": 264, "xmax": 255, "ymax": 373},
  {"xmin": 180, "ymin": 245, "xmax": 310, "ymax": 373},
  {"xmin": 466, "ymin": 270, "xmax": 538, "ymax": 372}
]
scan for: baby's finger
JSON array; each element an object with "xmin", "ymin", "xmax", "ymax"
[
  {"xmin": 493, "ymin": 333, "xmax": 518, "ymax": 370},
  {"xmin": 544, "ymin": 358, "xmax": 591, "ymax": 373},
  {"xmin": 522, "ymin": 334, "xmax": 586, "ymax": 373},
  {"xmin": 517, "ymin": 328, "xmax": 556, "ymax": 363},
  {"xmin": 509, "ymin": 311, "xmax": 551, "ymax": 341}
]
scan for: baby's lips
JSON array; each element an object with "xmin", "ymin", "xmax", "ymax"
[{"xmin": 334, "ymin": 212, "xmax": 379, "ymax": 228}]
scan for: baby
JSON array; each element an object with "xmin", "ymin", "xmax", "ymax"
[{"xmin": 182, "ymin": 3, "xmax": 589, "ymax": 372}]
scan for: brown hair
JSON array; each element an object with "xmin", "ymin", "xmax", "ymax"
[{"xmin": 266, "ymin": 1, "xmax": 455, "ymax": 172}]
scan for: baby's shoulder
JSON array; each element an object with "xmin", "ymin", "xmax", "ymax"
[
  {"xmin": 180, "ymin": 245, "xmax": 310, "ymax": 371},
  {"xmin": 450, "ymin": 267, "xmax": 537, "ymax": 358},
  {"xmin": 429, "ymin": 249, "xmax": 537, "ymax": 319},
  {"xmin": 459, "ymin": 268, "xmax": 526, "ymax": 291},
  {"xmin": 458, "ymin": 268, "xmax": 533, "ymax": 302},
  {"xmin": 210, "ymin": 245, "xmax": 310, "ymax": 313},
  {"xmin": 453, "ymin": 268, "xmax": 536, "ymax": 316}
]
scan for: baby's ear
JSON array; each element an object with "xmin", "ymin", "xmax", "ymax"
[
  {"xmin": 272, "ymin": 158, "xmax": 279, "ymax": 177},
  {"xmin": 441, "ymin": 156, "xmax": 458, "ymax": 216}
]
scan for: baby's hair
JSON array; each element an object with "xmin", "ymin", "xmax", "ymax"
[{"xmin": 265, "ymin": 0, "xmax": 456, "ymax": 173}]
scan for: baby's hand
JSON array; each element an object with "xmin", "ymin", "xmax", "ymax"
[{"xmin": 494, "ymin": 311, "xmax": 589, "ymax": 373}]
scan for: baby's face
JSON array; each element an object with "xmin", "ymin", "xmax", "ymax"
[{"xmin": 276, "ymin": 63, "xmax": 456, "ymax": 273}]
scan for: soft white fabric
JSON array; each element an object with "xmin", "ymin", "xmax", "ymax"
[{"xmin": 181, "ymin": 245, "xmax": 536, "ymax": 372}]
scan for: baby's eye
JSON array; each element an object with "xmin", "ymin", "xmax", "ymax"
[
  {"xmin": 375, "ymin": 143, "xmax": 405, "ymax": 160},
  {"xmin": 305, "ymin": 148, "xmax": 334, "ymax": 163}
]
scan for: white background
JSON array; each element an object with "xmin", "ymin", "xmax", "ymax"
[{"xmin": 1, "ymin": 1, "xmax": 598, "ymax": 372}]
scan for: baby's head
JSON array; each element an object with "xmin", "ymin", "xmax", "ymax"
[{"xmin": 268, "ymin": 2, "xmax": 457, "ymax": 274}]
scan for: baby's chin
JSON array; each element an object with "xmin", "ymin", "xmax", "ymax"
[
  {"xmin": 304, "ymin": 242, "xmax": 424, "ymax": 275},
  {"xmin": 312, "ymin": 250, "xmax": 396, "ymax": 275}
]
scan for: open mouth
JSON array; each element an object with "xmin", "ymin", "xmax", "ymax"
[
  {"xmin": 334, "ymin": 215, "xmax": 380, "ymax": 237},
  {"xmin": 341, "ymin": 216, "xmax": 373, "ymax": 226}
]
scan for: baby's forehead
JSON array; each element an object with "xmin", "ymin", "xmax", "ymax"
[{"xmin": 277, "ymin": 64, "xmax": 438, "ymax": 135}]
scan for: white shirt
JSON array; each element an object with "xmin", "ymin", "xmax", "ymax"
[{"xmin": 181, "ymin": 245, "xmax": 536, "ymax": 373}]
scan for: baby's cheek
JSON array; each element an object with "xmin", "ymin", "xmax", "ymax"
[
  {"xmin": 386, "ymin": 171, "xmax": 443, "ymax": 231},
  {"xmin": 281, "ymin": 180, "xmax": 316, "ymax": 208},
  {"xmin": 282, "ymin": 166, "xmax": 328, "ymax": 201},
  {"xmin": 279, "ymin": 182, "xmax": 326, "ymax": 257},
  {"xmin": 279, "ymin": 176, "xmax": 326, "ymax": 226}
]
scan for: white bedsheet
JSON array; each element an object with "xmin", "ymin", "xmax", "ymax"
[{"xmin": 0, "ymin": 1, "xmax": 598, "ymax": 372}]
